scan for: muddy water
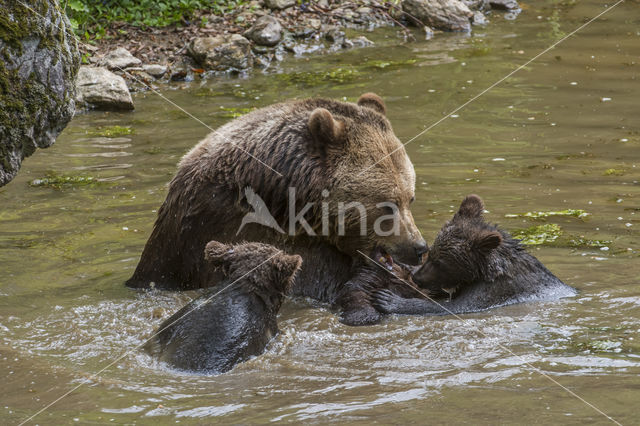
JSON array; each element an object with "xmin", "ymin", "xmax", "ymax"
[{"xmin": 2, "ymin": 1, "xmax": 640, "ymax": 424}]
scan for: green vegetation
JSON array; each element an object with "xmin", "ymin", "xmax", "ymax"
[
  {"xmin": 276, "ymin": 67, "xmax": 362, "ymax": 86},
  {"xmin": 218, "ymin": 106, "xmax": 255, "ymax": 118},
  {"xmin": 362, "ymin": 59, "xmax": 417, "ymax": 69},
  {"xmin": 511, "ymin": 223, "xmax": 611, "ymax": 249},
  {"xmin": 505, "ymin": 209, "xmax": 590, "ymax": 219},
  {"xmin": 577, "ymin": 339, "xmax": 622, "ymax": 353},
  {"xmin": 604, "ymin": 168, "xmax": 626, "ymax": 176},
  {"xmin": 512, "ymin": 223, "xmax": 563, "ymax": 245},
  {"xmin": 64, "ymin": 0, "xmax": 247, "ymax": 39},
  {"xmin": 86, "ymin": 125, "xmax": 134, "ymax": 137},
  {"xmin": 29, "ymin": 172, "xmax": 102, "ymax": 189},
  {"xmin": 566, "ymin": 237, "xmax": 611, "ymax": 249}
]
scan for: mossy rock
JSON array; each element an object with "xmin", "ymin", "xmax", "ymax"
[{"xmin": 0, "ymin": 0, "xmax": 80, "ymax": 186}]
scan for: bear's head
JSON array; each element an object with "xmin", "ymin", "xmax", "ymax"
[
  {"xmin": 306, "ymin": 93, "xmax": 427, "ymax": 265},
  {"xmin": 411, "ymin": 195, "xmax": 503, "ymax": 299},
  {"xmin": 204, "ymin": 240, "xmax": 302, "ymax": 294}
]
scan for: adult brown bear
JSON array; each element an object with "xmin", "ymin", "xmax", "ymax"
[{"xmin": 126, "ymin": 93, "xmax": 427, "ymax": 323}]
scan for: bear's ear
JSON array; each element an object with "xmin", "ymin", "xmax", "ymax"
[
  {"xmin": 273, "ymin": 254, "xmax": 302, "ymax": 289},
  {"xmin": 308, "ymin": 108, "xmax": 344, "ymax": 147},
  {"xmin": 472, "ymin": 230, "xmax": 502, "ymax": 255},
  {"xmin": 357, "ymin": 93, "xmax": 386, "ymax": 115},
  {"xmin": 204, "ymin": 240, "xmax": 233, "ymax": 264},
  {"xmin": 455, "ymin": 194, "xmax": 485, "ymax": 219}
]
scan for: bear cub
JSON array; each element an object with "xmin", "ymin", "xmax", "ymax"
[
  {"xmin": 144, "ymin": 241, "xmax": 302, "ymax": 374},
  {"xmin": 338, "ymin": 247, "xmax": 424, "ymax": 326},
  {"xmin": 373, "ymin": 194, "xmax": 577, "ymax": 316}
]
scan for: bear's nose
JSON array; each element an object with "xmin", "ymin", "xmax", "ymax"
[{"xmin": 415, "ymin": 241, "xmax": 428, "ymax": 261}]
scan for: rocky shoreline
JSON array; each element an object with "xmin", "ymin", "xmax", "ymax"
[{"xmin": 76, "ymin": 0, "xmax": 520, "ymax": 111}]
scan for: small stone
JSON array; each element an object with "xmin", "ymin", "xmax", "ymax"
[
  {"xmin": 253, "ymin": 54, "xmax": 272, "ymax": 69},
  {"xmin": 244, "ymin": 15, "xmax": 283, "ymax": 47},
  {"xmin": 472, "ymin": 11, "xmax": 488, "ymax": 25},
  {"xmin": 424, "ymin": 26, "xmax": 435, "ymax": 39},
  {"xmin": 293, "ymin": 27, "xmax": 316, "ymax": 38},
  {"xmin": 101, "ymin": 47, "xmax": 142, "ymax": 70},
  {"xmin": 143, "ymin": 64, "xmax": 168, "ymax": 78},
  {"xmin": 282, "ymin": 39, "xmax": 296, "ymax": 52},
  {"xmin": 325, "ymin": 28, "xmax": 346, "ymax": 44},
  {"xmin": 126, "ymin": 70, "xmax": 155, "ymax": 91},
  {"xmin": 169, "ymin": 65, "xmax": 189, "ymax": 81},
  {"xmin": 356, "ymin": 6, "xmax": 372, "ymax": 14},
  {"xmin": 351, "ymin": 36, "xmax": 374, "ymax": 47},
  {"xmin": 308, "ymin": 18, "xmax": 322, "ymax": 30},
  {"xmin": 252, "ymin": 44, "xmax": 270, "ymax": 54},
  {"xmin": 263, "ymin": 0, "xmax": 296, "ymax": 10},
  {"xmin": 76, "ymin": 66, "xmax": 134, "ymax": 111}
]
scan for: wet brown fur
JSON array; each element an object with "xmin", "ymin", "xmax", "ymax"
[{"xmin": 126, "ymin": 94, "xmax": 425, "ymax": 316}]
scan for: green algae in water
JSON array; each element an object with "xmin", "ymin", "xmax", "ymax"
[
  {"xmin": 604, "ymin": 168, "xmax": 626, "ymax": 176},
  {"xmin": 512, "ymin": 223, "xmax": 563, "ymax": 245},
  {"xmin": 276, "ymin": 67, "xmax": 361, "ymax": 86},
  {"xmin": 566, "ymin": 237, "xmax": 611, "ymax": 249},
  {"xmin": 362, "ymin": 59, "xmax": 417, "ymax": 69},
  {"xmin": 87, "ymin": 125, "xmax": 134, "ymax": 137},
  {"xmin": 505, "ymin": 209, "xmax": 590, "ymax": 219},
  {"xmin": 218, "ymin": 106, "xmax": 255, "ymax": 118},
  {"xmin": 577, "ymin": 340, "xmax": 622, "ymax": 353},
  {"xmin": 29, "ymin": 173, "xmax": 102, "ymax": 190}
]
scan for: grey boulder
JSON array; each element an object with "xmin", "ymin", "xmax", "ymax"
[
  {"xmin": 101, "ymin": 47, "xmax": 142, "ymax": 70},
  {"xmin": 76, "ymin": 66, "xmax": 134, "ymax": 111},
  {"xmin": 403, "ymin": 0, "xmax": 474, "ymax": 32},
  {"xmin": 244, "ymin": 15, "xmax": 283, "ymax": 47},
  {"xmin": 188, "ymin": 35, "xmax": 253, "ymax": 71},
  {"xmin": 0, "ymin": 0, "xmax": 80, "ymax": 186}
]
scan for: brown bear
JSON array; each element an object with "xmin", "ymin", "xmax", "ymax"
[
  {"xmin": 371, "ymin": 194, "xmax": 577, "ymax": 316},
  {"xmin": 144, "ymin": 241, "xmax": 302, "ymax": 374},
  {"xmin": 337, "ymin": 247, "xmax": 425, "ymax": 326},
  {"xmin": 126, "ymin": 93, "xmax": 427, "ymax": 324}
]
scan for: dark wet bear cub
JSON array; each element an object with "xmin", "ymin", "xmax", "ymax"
[
  {"xmin": 144, "ymin": 241, "xmax": 302, "ymax": 374},
  {"xmin": 337, "ymin": 247, "xmax": 424, "ymax": 326},
  {"xmin": 373, "ymin": 195, "xmax": 577, "ymax": 316}
]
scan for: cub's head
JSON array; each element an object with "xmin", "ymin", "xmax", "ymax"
[
  {"xmin": 204, "ymin": 241, "xmax": 302, "ymax": 294},
  {"xmin": 411, "ymin": 195, "xmax": 503, "ymax": 299},
  {"xmin": 307, "ymin": 93, "xmax": 427, "ymax": 265}
]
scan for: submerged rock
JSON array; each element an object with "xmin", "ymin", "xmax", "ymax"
[
  {"xmin": 403, "ymin": 0, "xmax": 474, "ymax": 32},
  {"xmin": 472, "ymin": 11, "xmax": 489, "ymax": 25},
  {"xmin": 101, "ymin": 47, "xmax": 142, "ymax": 70},
  {"xmin": 244, "ymin": 15, "xmax": 283, "ymax": 47},
  {"xmin": 489, "ymin": 0, "xmax": 520, "ymax": 10},
  {"xmin": 76, "ymin": 66, "xmax": 134, "ymax": 111},
  {"xmin": 188, "ymin": 35, "xmax": 253, "ymax": 71},
  {"xmin": 0, "ymin": 0, "xmax": 80, "ymax": 186},
  {"xmin": 264, "ymin": 0, "xmax": 296, "ymax": 10}
]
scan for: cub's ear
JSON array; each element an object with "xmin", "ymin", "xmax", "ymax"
[
  {"xmin": 357, "ymin": 92, "xmax": 386, "ymax": 115},
  {"xmin": 455, "ymin": 194, "xmax": 485, "ymax": 219},
  {"xmin": 472, "ymin": 230, "xmax": 502, "ymax": 255},
  {"xmin": 204, "ymin": 240, "xmax": 233, "ymax": 264},
  {"xmin": 308, "ymin": 108, "xmax": 344, "ymax": 147},
  {"xmin": 273, "ymin": 254, "xmax": 302, "ymax": 290}
]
